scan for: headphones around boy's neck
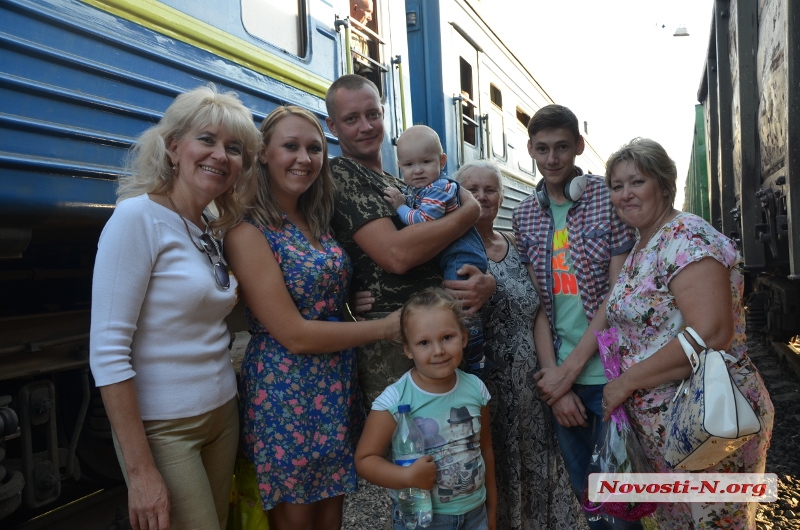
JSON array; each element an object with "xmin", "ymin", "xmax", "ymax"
[{"xmin": 534, "ymin": 168, "xmax": 587, "ymax": 209}]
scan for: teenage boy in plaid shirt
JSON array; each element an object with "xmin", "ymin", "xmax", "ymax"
[{"xmin": 512, "ymin": 105, "xmax": 638, "ymax": 530}]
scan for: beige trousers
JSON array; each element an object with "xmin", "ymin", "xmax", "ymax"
[{"xmin": 113, "ymin": 397, "xmax": 239, "ymax": 530}]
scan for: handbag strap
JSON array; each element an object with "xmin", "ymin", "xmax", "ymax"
[
  {"xmin": 677, "ymin": 331, "xmax": 701, "ymax": 374},
  {"xmin": 683, "ymin": 326, "xmax": 707, "ymax": 350},
  {"xmin": 672, "ymin": 331, "xmax": 701, "ymax": 403},
  {"xmin": 683, "ymin": 326, "xmax": 738, "ymax": 364}
]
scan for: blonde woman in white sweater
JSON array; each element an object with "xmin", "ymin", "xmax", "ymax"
[{"xmin": 89, "ymin": 85, "xmax": 260, "ymax": 530}]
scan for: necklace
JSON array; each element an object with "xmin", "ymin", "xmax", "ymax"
[{"xmin": 166, "ymin": 192, "xmax": 204, "ymax": 253}]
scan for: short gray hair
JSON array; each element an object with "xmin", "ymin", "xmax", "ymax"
[{"xmin": 453, "ymin": 159, "xmax": 504, "ymax": 197}]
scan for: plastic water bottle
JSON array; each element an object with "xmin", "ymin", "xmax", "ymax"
[{"xmin": 392, "ymin": 404, "xmax": 433, "ymax": 528}]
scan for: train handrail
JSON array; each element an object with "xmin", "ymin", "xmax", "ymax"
[
  {"xmin": 453, "ymin": 94, "xmax": 465, "ymax": 166},
  {"xmin": 350, "ymin": 18, "xmax": 386, "ymax": 46},
  {"xmin": 392, "ymin": 55, "xmax": 407, "ymax": 131},
  {"xmin": 336, "ymin": 17, "xmax": 389, "ymax": 76},
  {"xmin": 481, "ymin": 112, "xmax": 492, "ymax": 159},
  {"xmin": 336, "ymin": 18, "xmax": 355, "ymax": 74}
]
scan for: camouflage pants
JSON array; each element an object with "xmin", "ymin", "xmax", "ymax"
[{"xmin": 357, "ymin": 313, "xmax": 414, "ymax": 409}]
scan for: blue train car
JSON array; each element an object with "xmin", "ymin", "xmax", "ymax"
[
  {"xmin": 0, "ymin": 0, "xmax": 610, "ymax": 523},
  {"xmin": 0, "ymin": 0, "xmax": 412, "ymax": 522}
]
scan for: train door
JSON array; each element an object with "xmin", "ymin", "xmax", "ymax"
[
  {"xmin": 451, "ymin": 28, "xmax": 483, "ymax": 166},
  {"xmin": 334, "ymin": 0, "xmax": 409, "ymax": 163}
]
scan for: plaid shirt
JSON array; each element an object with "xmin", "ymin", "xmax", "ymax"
[{"xmin": 513, "ymin": 175, "xmax": 635, "ymax": 331}]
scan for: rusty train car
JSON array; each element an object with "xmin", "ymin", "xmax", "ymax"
[{"xmin": 683, "ymin": 0, "xmax": 799, "ymax": 341}]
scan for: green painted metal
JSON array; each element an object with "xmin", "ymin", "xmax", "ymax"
[{"xmin": 683, "ymin": 104, "xmax": 710, "ymax": 222}]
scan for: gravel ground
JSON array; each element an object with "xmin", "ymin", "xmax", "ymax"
[
  {"xmin": 342, "ymin": 479, "xmax": 393, "ymax": 530},
  {"xmin": 750, "ymin": 337, "xmax": 800, "ymax": 529},
  {"xmin": 341, "ymin": 336, "xmax": 800, "ymax": 529}
]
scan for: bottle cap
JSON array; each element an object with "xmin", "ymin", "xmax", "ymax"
[{"xmin": 398, "ymin": 404, "xmax": 411, "ymax": 413}]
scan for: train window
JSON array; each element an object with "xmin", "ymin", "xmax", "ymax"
[
  {"xmin": 460, "ymin": 57, "xmax": 477, "ymax": 146},
  {"xmin": 242, "ymin": 0, "xmax": 307, "ymax": 57},
  {"xmin": 516, "ymin": 108, "xmax": 531, "ymax": 130},
  {"xmin": 349, "ymin": 0, "xmax": 387, "ymax": 97},
  {"xmin": 490, "ymin": 84, "xmax": 503, "ymax": 109},
  {"xmin": 489, "ymin": 83, "xmax": 505, "ymax": 158},
  {"xmin": 515, "ymin": 107, "xmax": 535, "ymax": 175}
]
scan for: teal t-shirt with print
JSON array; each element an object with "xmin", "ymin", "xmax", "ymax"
[
  {"xmin": 550, "ymin": 201, "xmax": 605, "ymax": 384},
  {"xmin": 372, "ymin": 370, "xmax": 490, "ymax": 515}
]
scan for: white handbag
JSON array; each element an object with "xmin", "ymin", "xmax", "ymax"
[{"xmin": 663, "ymin": 327, "xmax": 761, "ymax": 470}]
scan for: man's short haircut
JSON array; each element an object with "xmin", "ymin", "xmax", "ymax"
[
  {"xmin": 527, "ymin": 104, "xmax": 580, "ymax": 143},
  {"xmin": 325, "ymin": 74, "xmax": 380, "ymax": 119}
]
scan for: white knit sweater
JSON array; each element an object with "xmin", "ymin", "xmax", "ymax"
[{"xmin": 90, "ymin": 194, "xmax": 238, "ymax": 420}]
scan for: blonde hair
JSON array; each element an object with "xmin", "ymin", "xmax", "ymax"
[
  {"xmin": 396, "ymin": 125, "xmax": 444, "ymax": 156},
  {"xmin": 248, "ymin": 106, "xmax": 333, "ymax": 240},
  {"xmin": 118, "ymin": 84, "xmax": 261, "ymax": 234},
  {"xmin": 400, "ymin": 288, "xmax": 467, "ymax": 346},
  {"xmin": 605, "ymin": 137, "xmax": 677, "ymax": 207}
]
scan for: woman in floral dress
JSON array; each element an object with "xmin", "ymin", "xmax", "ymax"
[
  {"xmin": 601, "ymin": 138, "xmax": 774, "ymax": 529},
  {"xmin": 456, "ymin": 160, "xmax": 583, "ymax": 530},
  {"xmin": 225, "ymin": 106, "xmax": 399, "ymax": 530}
]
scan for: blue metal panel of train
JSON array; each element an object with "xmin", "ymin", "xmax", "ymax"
[{"xmin": 0, "ymin": 0, "xmax": 607, "ymax": 523}]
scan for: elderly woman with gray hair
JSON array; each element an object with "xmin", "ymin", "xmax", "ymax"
[{"xmin": 455, "ymin": 160, "xmax": 582, "ymax": 530}]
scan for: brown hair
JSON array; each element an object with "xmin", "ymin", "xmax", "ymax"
[
  {"xmin": 248, "ymin": 106, "xmax": 334, "ymax": 240},
  {"xmin": 527, "ymin": 104, "xmax": 580, "ymax": 143},
  {"xmin": 325, "ymin": 74, "xmax": 380, "ymax": 118},
  {"xmin": 400, "ymin": 288, "xmax": 467, "ymax": 346},
  {"xmin": 605, "ymin": 137, "xmax": 677, "ymax": 207}
]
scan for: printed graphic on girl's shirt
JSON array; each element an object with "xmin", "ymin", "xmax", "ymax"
[{"xmin": 414, "ymin": 406, "xmax": 484, "ymax": 504}]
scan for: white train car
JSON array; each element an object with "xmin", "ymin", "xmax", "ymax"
[{"xmin": 404, "ymin": 0, "xmax": 607, "ymax": 228}]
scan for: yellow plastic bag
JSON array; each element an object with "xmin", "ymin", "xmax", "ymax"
[{"xmin": 227, "ymin": 458, "xmax": 269, "ymax": 530}]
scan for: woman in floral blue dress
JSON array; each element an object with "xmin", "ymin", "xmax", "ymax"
[
  {"xmin": 601, "ymin": 138, "xmax": 773, "ymax": 529},
  {"xmin": 225, "ymin": 106, "xmax": 399, "ymax": 530}
]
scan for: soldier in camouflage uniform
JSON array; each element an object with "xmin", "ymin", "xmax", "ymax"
[{"xmin": 324, "ymin": 75, "xmax": 495, "ymax": 406}]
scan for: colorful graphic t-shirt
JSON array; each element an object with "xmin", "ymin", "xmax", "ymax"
[
  {"xmin": 550, "ymin": 201, "xmax": 605, "ymax": 384},
  {"xmin": 372, "ymin": 370, "xmax": 490, "ymax": 515}
]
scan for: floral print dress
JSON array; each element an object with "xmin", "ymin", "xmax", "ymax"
[
  {"xmin": 238, "ymin": 216, "xmax": 364, "ymax": 510},
  {"xmin": 479, "ymin": 233, "xmax": 584, "ymax": 530},
  {"xmin": 605, "ymin": 212, "xmax": 774, "ymax": 529}
]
